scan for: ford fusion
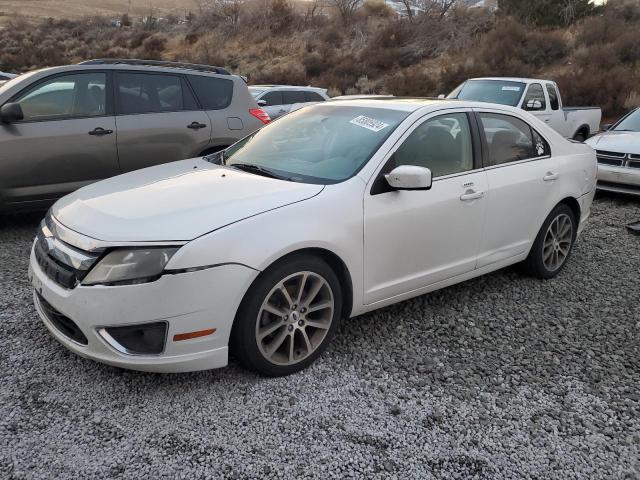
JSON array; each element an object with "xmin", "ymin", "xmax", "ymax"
[{"xmin": 29, "ymin": 99, "xmax": 597, "ymax": 376}]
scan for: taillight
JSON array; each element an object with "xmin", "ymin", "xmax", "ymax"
[{"xmin": 249, "ymin": 108, "xmax": 271, "ymax": 124}]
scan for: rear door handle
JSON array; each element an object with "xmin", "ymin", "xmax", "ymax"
[
  {"xmin": 88, "ymin": 127, "xmax": 113, "ymax": 136},
  {"xmin": 187, "ymin": 122, "xmax": 207, "ymax": 130},
  {"xmin": 543, "ymin": 172, "xmax": 559, "ymax": 181},
  {"xmin": 460, "ymin": 190, "xmax": 484, "ymax": 201}
]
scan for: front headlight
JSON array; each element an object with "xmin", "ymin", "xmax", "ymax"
[{"xmin": 82, "ymin": 247, "xmax": 179, "ymax": 286}]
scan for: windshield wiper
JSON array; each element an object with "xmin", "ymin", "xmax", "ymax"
[{"xmin": 229, "ymin": 163, "xmax": 292, "ymax": 181}]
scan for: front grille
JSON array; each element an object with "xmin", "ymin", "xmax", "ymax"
[
  {"xmin": 597, "ymin": 157, "xmax": 624, "ymax": 166},
  {"xmin": 630, "ymin": 154, "xmax": 640, "ymax": 161},
  {"xmin": 629, "ymin": 161, "xmax": 640, "ymax": 169},
  {"xmin": 596, "ymin": 150, "xmax": 626, "ymax": 159},
  {"xmin": 34, "ymin": 236, "xmax": 85, "ymax": 289},
  {"xmin": 36, "ymin": 293, "xmax": 88, "ymax": 345}
]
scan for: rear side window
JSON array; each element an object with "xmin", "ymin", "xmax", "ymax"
[
  {"xmin": 187, "ymin": 75, "xmax": 233, "ymax": 110},
  {"xmin": 546, "ymin": 83, "xmax": 559, "ymax": 110},
  {"xmin": 522, "ymin": 83, "xmax": 546, "ymax": 111},
  {"xmin": 305, "ymin": 91, "xmax": 326, "ymax": 102},
  {"xmin": 117, "ymin": 73, "xmax": 191, "ymax": 114},
  {"xmin": 478, "ymin": 113, "xmax": 549, "ymax": 166},
  {"xmin": 15, "ymin": 72, "xmax": 106, "ymax": 121},
  {"xmin": 283, "ymin": 91, "xmax": 306, "ymax": 104}
]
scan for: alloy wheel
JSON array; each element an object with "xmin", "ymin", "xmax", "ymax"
[
  {"xmin": 255, "ymin": 271, "xmax": 334, "ymax": 366},
  {"xmin": 542, "ymin": 213, "xmax": 573, "ymax": 272}
]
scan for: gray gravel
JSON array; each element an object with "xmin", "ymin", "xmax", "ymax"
[{"xmin": 1, "ymin": 194, "xmax": 639, "ymax": 479}]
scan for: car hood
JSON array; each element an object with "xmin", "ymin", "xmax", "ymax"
[
  {"xmin": 586, "ymin": 131, "xmax": 640, "ymax": 155},
  {"xmin": 53, "ymin": 158, "xmax": 324, "ymax": 242}
]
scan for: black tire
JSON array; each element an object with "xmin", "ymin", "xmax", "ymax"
[
  {"xmin": 230, "ymin": 254, "xmax": 342, "ymax": 376},
  {"xmin": 521, "ymin": 203, "xmax": 577, "ymax": 279},
  {"xmin": 573, "ymin": 130, "xmax": 587, "ymax": 142}
]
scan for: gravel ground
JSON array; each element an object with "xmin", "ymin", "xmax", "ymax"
[{"xmin": 1, "ymin": 194, "xmax": 639, "ymax": 479}]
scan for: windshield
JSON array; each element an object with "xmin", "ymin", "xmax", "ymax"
[
  {"xmin": 223, "ymin": 104, "xmax": 409, "ymax": 184},
  {"xmin": 449, "ymin": 80, "xmax": 526, "ymax": 107},
  {"xmin": 249, "ymin": 87, "xmax": 265, "ymax": 98},
  {"xmin": 613, "ymin": 108, "xmax": 640, "ymax": 132}
]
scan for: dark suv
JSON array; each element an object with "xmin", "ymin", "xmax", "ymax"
[{"xmin": 0, "ymin": 59, "xmax": 270, "ymax": 212}]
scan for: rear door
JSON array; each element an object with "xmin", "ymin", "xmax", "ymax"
[
  {"xmin": 544, "ymin": 83, "xmax": 567, "ymax": 136},
  {"xmin": 475, "ymin": 110, "xmax": 559, "ymax": 268},
  {"xmin": 114, "ymin": 71, "xmax": 211, "ymax": 172},
  {"xmin": 0, "ymin": 71, "xmax": 119, "ymax": 206}
]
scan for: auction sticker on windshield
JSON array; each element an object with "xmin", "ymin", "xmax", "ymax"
[
  {"xmin": 502, "ymin": 86, "xmax": 521, "ymax": 91},
  {"xmin": 350, "ymin": 115, "xmax": 389, "ymax": 132}
]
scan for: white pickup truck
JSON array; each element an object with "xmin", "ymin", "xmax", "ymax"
[{"xmin": 447, "ymin": 77, "xmax": 602, "ymax": 141}]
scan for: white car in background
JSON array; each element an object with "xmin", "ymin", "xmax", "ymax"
[
  {"xmin": 0, "ymin": 71, "xmax": 17, "ymax": 81},
  {"xmin": 29, "ymin": 99, "xmax": 596, "ymax": 376},
  {"xmin": 249, "ymin": 85, "xmax": 329, "ymax": 120},
  {"xmin": 447, "ymin": 77, "xmax": 602, "ymax": 141},
  {"xmin": 586, "ymin": 107, "xmax": 640, "ymax": 195}
]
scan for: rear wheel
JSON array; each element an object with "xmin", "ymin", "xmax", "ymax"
[
  {"xmin": 573, "ymin": 130, "xmax": 587, "ymax": 142},
  {"xmin": 522, "ymin": 204, "xmax": 576, "ymax": 279},
  {"xmin": 230, "ymin": 254, "xmax": 342, "ymax": 376}
]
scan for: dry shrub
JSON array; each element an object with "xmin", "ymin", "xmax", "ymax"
[{"xmin": 383, "ymin": 65, "xmax": 437, "ymax": 97}]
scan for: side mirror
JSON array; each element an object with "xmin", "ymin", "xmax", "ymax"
[
  {"xmin": 524, "ymin": 99, "xmax": 543, "ymax": 111},
  {"xmin": 0, "ymin": 102, "xmax": 24, "ymax": 124},
  {"xmin": 601, "ymin": 123, "xmax": 612, "ymax": 131},
  {"xmin": 257, "ymin": 99, "xmax": 267, "ymax": 107},
  {"xmin": 385, "ymin": 165, "xmax": 432, "ymax": 191}
]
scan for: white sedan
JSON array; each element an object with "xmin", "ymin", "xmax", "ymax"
[
  {"xmin": 586, "ymin": 107, "xmax": 640, "ymax": 196},
  {"xmin": 29, "ymin": 99, "xmax": 597, "ymax": 376}
]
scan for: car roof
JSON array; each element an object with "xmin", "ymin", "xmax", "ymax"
[
  {"xmin": 319, "ymin": 97, "xmax": 508, "ymax": 112},
  {"xmin": 250, "ymin": 85, "xmax": 326, "ymax": 91},
  {"xmin": 24, "ymin": 63, "xmax": 239, "ymax": 80},
  {"xmin": 469, "ymin": 77, "xmax": 555, "ymax": 84}
]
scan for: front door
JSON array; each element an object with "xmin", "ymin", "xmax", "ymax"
[
  {"xmin": 363, "ymin": 111, "xmax": 488, "ymax": 305},
  {"xmin": 114, "ymin": 72, "xmax": 211, "ymax": 172},
  {"xmin": 0, "ymin": 71, "xmax": 119, "ymax": 207}
]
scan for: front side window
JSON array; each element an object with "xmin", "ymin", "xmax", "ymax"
[
  {"xmin": 546, "ymin": 83, "xmax": 559, "ymax": 110},
  {"xmin": 522, "ymin": 83, "xmax": 546, "ymax": 111},
  {"xmin": 449, "ymin": 80, "xmax": 526, "ymax": 107},
  {"xmin": 393, "ymin": 113, "xmax": 474, "ymax": 178},
  {"xmin": 188, "ymin": 75, "xmax": 233, "ymax": 110},
  {"xmin": 479, "ymin": 113, "xmax": 549, "ymax": 166},
  {"xmin": 223, "ymin": 105, "xmax": 409, "ymax": 184},
  {"xmin": 117, "ymin": 73, "xmax": 189, "ymax": 115},
  {"xmin": 14, "ymin": 73, "xmax": 106, "ymax": 121},
  {"xmin": 261, "ymin": 91, "xmax": 283, "ymax": 106}
]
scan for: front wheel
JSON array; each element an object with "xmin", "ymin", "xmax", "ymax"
[
  {"xmin": 521, "ymin": 204, "xmax": 576, "ymax": 279},
  {"xmin": 230, "ymin": 254, "xmax": 342, "ymax": 376}
]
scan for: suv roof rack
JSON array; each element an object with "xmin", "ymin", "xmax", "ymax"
[{"xmin": 79, "ymin": 59, "xmax": 231, "ymax": 75}]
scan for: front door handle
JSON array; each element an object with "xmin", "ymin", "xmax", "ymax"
[
  {"xmin": 187, "ymin": 122, "xmax": 207, "ymax": 130},
  {"xmin": 543, "ymin": 171, "xmax": 559, "ymax": 181},
  {"xmin": 88, "ymin": 127, "xmax": 113, "ymax": 136},
  {"xmin": 460, "ymin": 190, "xmax": 484, "ymax": 201}
]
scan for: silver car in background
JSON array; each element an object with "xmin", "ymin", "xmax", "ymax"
[
  {"xmin": 249, "ymin": 85, "xmax": 329, "ymax": 120},
  {"xmin": 0, "ymin": 59, "xmax": 270, "ymax": 213},
  {"xmin": 586, "ymin": 107, "xmax": 640, "ymax": 196}
]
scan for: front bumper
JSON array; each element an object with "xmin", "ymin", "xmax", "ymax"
[
  {"xmin": 597, "ymin": 164, "xmax": 640, "ymax": 195},
  {"xmin": 29, "ymin": 247, "xmax": 258, "ymax": 373}
]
